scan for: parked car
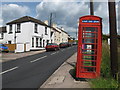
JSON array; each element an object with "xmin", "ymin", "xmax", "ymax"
[
  {"xmin": 65, "ymin": 42, "xmax": 72, "ymax": 47},
  {"xmin": 0, "ymin": 44, "xmax": 9, "ymax": 53},
  {"xmin": 45, "ymin": 43, "xmax": 60, "ymax": 51},
  {"xmin": 59, "ymin": 42, "xmax": 68, "ymax": 48}
]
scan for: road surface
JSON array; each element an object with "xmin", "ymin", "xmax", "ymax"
[{"xmin": 2, "ymin": 45, "xmax": 77, "ymax": 89}]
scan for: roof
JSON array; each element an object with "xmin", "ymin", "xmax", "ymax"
[
  {"xmin": 57, "ymin": 27, "xmax": 68, "ymax": 34},
  {"xmin": 6, "ymin": 16, "xmax": 48, "ymax": 27},
  {"xmin": 80, "ymin": 15, "xmax": 102, "ymax": 19},
  {"xmin": 0, "ymin": 27, "xmax": 7, "ymax": 33},
  {"xmin": 52, "ymin": 27, "xmax": 61, "ymax": 33}
]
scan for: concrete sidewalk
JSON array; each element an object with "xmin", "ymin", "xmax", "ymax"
[
  {"xmin": 0, "ymin": 50, "xmax": 46, "ymax": 63},
  {"xmin": 39, "ymin": 53, "xmax": 91, "ymax": 88}
]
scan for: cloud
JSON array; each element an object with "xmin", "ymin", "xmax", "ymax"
[
  {"xmin": 36, "ymin": 1, "xmax": 113, "ymax": 38},
  {"xmin": 36, "ymin": 1, "xmax": 89, "ymax": 38},
  {"xmin": 1, "ymin": 4, "xmax": 30, "ymax": 25},
  {"xmin": 94, "ymin": 2, "xmax": 109, "ymax": 34}
]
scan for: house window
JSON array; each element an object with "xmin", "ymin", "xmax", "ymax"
[
  {"xmin": 32, "ymin": 37, "xmax": 34, "ymax": 47},
  {"xmin": 34, "ymin": 23, "xmax": 38, "ymax": 33},
  {"xmin": 40, "ymin": 38, "xmax": 42, "ymax": 47},
  {"xmin": 46, "ymin": 40, "xmax": 49, "ymax": 44},
  {"xmin": 43, "ymin": 40, "xmax": 45, "ymax": 47},
  {"xmin": 45, "ymin": 27, "xmax": 47, "ymax": 35},
  {"xmin": 51, "ymin": 32, "xmax": 53, "ymax": 37},
  {"xmin": 36, "ymin": 38, "xmax": 38, "ymax": 47},
  {"xmin": 8, "ymin": 41, "xmax": 11, "ymax": 44},
  {"xmin": 17, "ymin": 24, "xmax": 21, "ymax": 33},
  {"xmin": 1, "ymin": 33, "xmax": 4, "ymax": 39},
  {"xmin": 9, "ymin": 25, "xmax": 12, "ymax": 33}
]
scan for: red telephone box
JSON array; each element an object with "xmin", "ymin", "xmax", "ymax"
[{"xmin": 76, "ymin": 15, "xmax": 102, "ymax": 78}]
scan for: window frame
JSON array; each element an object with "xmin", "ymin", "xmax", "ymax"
[
  {"xmin": 32, "ymin": 37, "xmax": 34, "ymax": 47},
  {"xmin": 9, "ymin": 25, "xmax": 13, "ymax": 34},
  {"xmin": 36, "ymin": 37, "xmax": 39, "ymax": 47},
  {"xmin": 16, "ymin": 23, "xmax": 21, "ymax": 33},
  {"xmin": 34, "ymin": 23, "xmax": 38, "ymax": 33},
  {"xmin": 45, "ymin": 26, "xmax": 47, "ymax": 35}
]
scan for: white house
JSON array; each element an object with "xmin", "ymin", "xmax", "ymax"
[
  {"xmin": 4, "ymin": 16, "xmax": 54, "ymax": 52},
  {"xmin": 52, "ymin": 24, "xmax": 69, "ymax": 44},
  {"xmin": 58, "ymin": 27, "xmax": 69, "ymax": 43}
]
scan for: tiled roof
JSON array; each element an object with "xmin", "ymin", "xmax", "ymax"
[
  {"xmin": 0, "ymin": 26, "xmax": 7, "ymax": 33},
  {"xmin": 6, "ymin": 16, "xmax": 48, "ymax": 27},
  {"xmin": 57, "ymin": 27, "xmax": 68, "ymax": 34}
]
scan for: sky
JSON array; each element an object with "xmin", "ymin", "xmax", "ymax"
[{"xmin": 0, "ymin": 0, "xmax": 120, "ymax": 38}]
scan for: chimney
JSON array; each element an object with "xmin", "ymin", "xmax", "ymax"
[
  {"xmin": 52, "ymin": 23, "xmax": 57, "ymax": 28},
  {"xmin": 44, "ymin": 20, "xmax": 48, "ymax": 25},
  {"xmin": 61, "ymin": 27, "xmax": 64, "ymax": 31}
]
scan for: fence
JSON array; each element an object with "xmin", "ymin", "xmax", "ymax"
[
  {"xmin": 5, "ymin": 44, "xmax": 16, "ymax": 52},
  {"xmin": 5, "ymin": 43, "xmax": 30, "ymax": 53}
]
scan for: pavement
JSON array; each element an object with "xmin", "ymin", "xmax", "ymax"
[
  {"xmin": 0, "ymin": 50, "xmax": 46, "ymax": 63},
  {"xmin": 39, "ymin": 53, "xmax": 91, "ymax": 88}
]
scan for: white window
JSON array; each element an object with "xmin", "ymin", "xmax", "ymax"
[
  {"xmin": 40, "ymin": 38, "xmax": 42, "ymax": 47},
  {"xmin": 32, "ymin": 37, "xmax": 34, "ymax": 47},
  {"xmin": 1, "ymin": 33, "xmax": 4, "ymax": 39},
  {"xmin": 17, "ymin": 24, "xmax": 21, "ymax": 33},
  {"xmin": 34, "ymin": 24, "xmax": 38, "ymax": 33},
  {"xmin": 9, "ymin": 25, "xmax": 12, "ymax": 33},
  {"xmin": 36, "ymin": 38, "xmax": 39, "ymax": 47},
  {"xmin": 45, "ymin": 27, "xmax": 47, "ymax": 35}
]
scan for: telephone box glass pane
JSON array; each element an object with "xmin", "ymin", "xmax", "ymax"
[
  {"xmin": 83, "ymin": 27, "xmax": 98, "ymax": 32},
  {"xmin": 83, "ymin": 33, "xmax": 96, "ymax": 38}
]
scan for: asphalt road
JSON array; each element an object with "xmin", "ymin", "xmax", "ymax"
[{"xmin": 2, "ymin": 45, "xmax": 77, "ymax": 89}]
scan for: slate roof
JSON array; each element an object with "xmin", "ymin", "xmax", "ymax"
[{"xmin": 6, "ymin": 16, "xmax": 48, "ymax": 27}]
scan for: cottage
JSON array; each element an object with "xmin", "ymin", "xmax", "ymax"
[{"xmin": 4, "ymin": 16, "xmax": 54, "ymax": 52}]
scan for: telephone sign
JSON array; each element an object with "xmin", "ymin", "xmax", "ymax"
[
  {"xmin": 76, "ymin": 15, "xmax": 102, "ymax": 78},
  {"xmin": 82, "ymin": 20, "xmax": 99, "ymax": 23}
]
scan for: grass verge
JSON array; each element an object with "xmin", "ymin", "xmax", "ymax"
[{"xmin": 89, "ymin": 41, "xmax": 118, "ymax": 88}]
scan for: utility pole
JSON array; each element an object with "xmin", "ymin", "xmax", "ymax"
[
  {"xmin": 14, "ymin": 24, "xmax": 16, "ymax": 44},
  {"xmin": 90, "ymin": 0, "xmax": 94, "ymax": 15},
  {"xmin": 49, "ymin": 13, "xmax": 53, "ymax": 43},
  {"xmin": 108, "ymin": 0, "xmax": 118, "ymax": 80},
  {"xmin": 50, "ymin": 13, "xmax": 53, "ymax": 27}
]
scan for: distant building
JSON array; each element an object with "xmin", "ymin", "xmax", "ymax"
[
  {"xmin": 52, "ymin": 24, "xmax": 69, "ymax": 44},
  {"xmin": 57, "ymin": 27, "xmax": 69, "ymax": 43}
]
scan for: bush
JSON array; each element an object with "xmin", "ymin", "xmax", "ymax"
[{"xmin": 101, "ymin": 42, "xmax": 111, "ymax": 78}]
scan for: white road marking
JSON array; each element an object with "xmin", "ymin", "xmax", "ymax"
[
  {"xmin": 0, "ymin": 66, "xmax": 18, "ymax": 75},
  {"xmin": 56, "ymin": 51, "xmax": 59, "ymax": 53},
  {"xmin": 51, "ymin": 52, "xmax": 57, "ymax": 55},
  {"xmin": 30, "ymin": 55, "xmax": 47, "ymax": 63},
  {"xmin": 61, "ymin": 49, "xmax": 65, "ymax": 51}
]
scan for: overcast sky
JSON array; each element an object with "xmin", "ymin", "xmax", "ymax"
[{"xmin": 0, "ymin": 0, "xmax": 120, "ymax": 38}]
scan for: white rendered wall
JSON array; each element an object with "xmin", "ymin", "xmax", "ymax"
[{"xmin": 15, "ymin": 43, "xmax": 24, "ymax": 53}]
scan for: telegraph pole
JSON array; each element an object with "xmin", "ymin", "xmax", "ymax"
[
  {"xmin": 108, "ymin": 0, "xmax": 118, "ymax": 80},
  {"xmin": 50, "ymin": 13, "xmax": 52, "ymax": 27},
  {"xmin": 90, "ymin": 0, "xmax": 94, "ymax": 15}
]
